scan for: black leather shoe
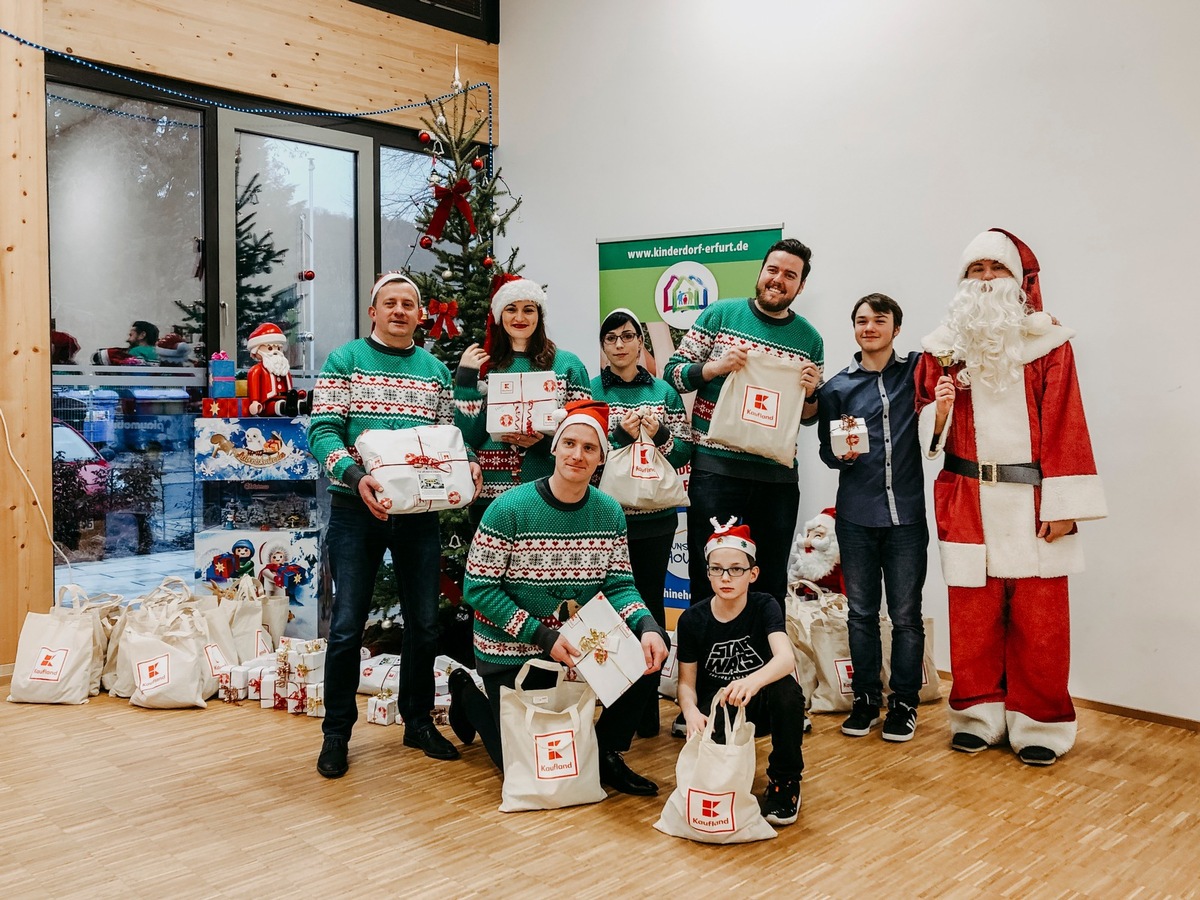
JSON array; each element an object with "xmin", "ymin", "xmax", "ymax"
[
  {"xmin": 599, "ymin": 750, "xmax": 658, "ymax": 796},
  {"xmin": 317, "ymin": 735, "xmax": 349, "ymax": 778},
  {"xmin": 403, "ymin": 723, "xmax": 461, "ymax": 760},
  {"xmin": 447, "ymin": 668, "xmax": 477, "ymax": 745},
  {"xmin": 951, "ymin": 732, "xmax": 989, "ymax": 754},
  {"xmin": 1017, "ymin": 745, "xmax": 1057, "ymax": 767}
]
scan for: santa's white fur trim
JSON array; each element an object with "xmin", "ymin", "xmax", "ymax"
[
  {"xmin": 948, "ymin": 701, "xmax": 1007, "ymax": 745},
  {"xmin": 491, "ymin": 278, "xmax": 546, "ymax": 322},
  {"xmin": 1022, "ymin": 311, "xmax": 1054, "ymax": 336},
  {"xmin": 939, "ymin": 541, "xmax": 987, "ymax": 588},
  {"xmin": 1040, "ymin": 474, "xmax": 1107, "ymax": 523},
  {"xmin": 1006, "ymin": 710, "xmax": 1077, "ymax": 757},
  {"xmin": 959, "ymin": 231, "xmax": 1023, "ymax": 282},
  {"xmin": 923, "ymin": 312, "xmax": 1072, "ymax": 367},
  {"xmin": 918, "ymin": 401, "xmax": 951, "ymax": 460}
]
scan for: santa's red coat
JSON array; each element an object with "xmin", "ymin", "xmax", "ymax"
[{"xmin": 247, "ymin": 364, "xmax": 294, "ymax": 408}]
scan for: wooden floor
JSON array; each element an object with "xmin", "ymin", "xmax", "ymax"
[{"xmin": 1, "ymin": 684, "xmax": 1197, "ymax": 899}]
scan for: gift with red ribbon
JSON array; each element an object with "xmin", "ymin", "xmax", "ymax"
[
  {"xmin": 355, "ymin": 424, "xmax": 476, "ymax": 514},
  {"xmin": 425, "ymin": 178, "xmax": 476, "ymax": 241},
  {"xmin": 426, "ymin": 298, "xmax": 460, "ymax": 340},
  {"xmin": 486, "ymin": 370, "xmax": 560, "ymax": 438},
  {"xmin": 830, "ymin": 414, "xmax": 870, "ymax": 457}
]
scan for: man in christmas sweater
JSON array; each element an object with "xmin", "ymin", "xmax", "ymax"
[
  {"xmin": 915, "ymin": 229, "xmax": 1106, "ymax": 766},
  {"xmin": 308, "ymin": 271, "xmax": 482, "ymax": 779},
  {"xmin": 446, "ymin": 400, "xmax": 671, "ymax": 796},
  {"xmin": 664, "ymin": 238, "xmax": 824, "ymax": 607}
]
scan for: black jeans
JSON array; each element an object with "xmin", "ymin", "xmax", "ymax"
[
  {"xmin": 707, "ymin": 676, "xmax": 806, "ymax": 782},
  {"xmin": 458, "ymin": 661, "xmax": 660, "ymax": 770},
  {"xmin": 686, "ymin": 468, "xmax": 800, "ymax": 607},
  {"xmin": 322, "ymin": 503, "xmax": 441, "ymax": 739}
]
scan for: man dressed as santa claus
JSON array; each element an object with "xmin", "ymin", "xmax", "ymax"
[
  {"xmin": 247, "ymin": 322, "xmax": 311, "ymax": 417},
  {"xmin": 915, "ymin": 229, "xmax": 1107, "ymax": 766}
]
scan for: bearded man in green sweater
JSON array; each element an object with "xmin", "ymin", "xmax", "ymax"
[
  {"xmin": 447, "ymin": 399, "xmax": 671, "ymax": 796},
  {"xmin": 309, "ymin": 272, "xmax": 482, "ymax": 779}
]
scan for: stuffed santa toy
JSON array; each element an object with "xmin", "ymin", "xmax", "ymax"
[
  {"xmin": 246, "ymin": 322, "xmax": 310, "ymax": 416},
  {"xmin": 787, "ymin": 507, "xmax": 844, "ymax": 595}
]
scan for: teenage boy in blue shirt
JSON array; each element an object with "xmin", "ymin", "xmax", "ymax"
[{"xmin": 816, "ymin": 293, "xmax": 928, "ymax": 743}]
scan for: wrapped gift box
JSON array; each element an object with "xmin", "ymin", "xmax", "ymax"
[
  {"xmin": 355, "ymin": 425, "xmax": 476, "ymax": 514},
  {"xmin": 486, "ymin": 370, "xmax": 560, "ymax": 437},
  {"xmin": 246, "ymin": 665, "xmax": 269, "ymax": 701},
  {"xmin": 209, "ymin": 359, "xmax": 236, "ymax": 398},
  {"xmin": 260, "ymin": 672, "xmax": 279, "ymax": 709},
  {"xmin": 295, "ymin": 662, "xmax": 324, "ymax": 685},
  {"xmin": 659, "ymin": 632, "xmax": 679, "ymax": 700},
  {"xmin": 559, "ymin": 592, "xmax": 648, "ymax": 707},
  {"xmin": 368, "ymin": 694, "xmax": 397, "ymax": 726},
  {"xmin": 286, "ymin": 681, "xmax": 308, "ymax": 715},
  {"xmin": 217, "ymin": 668, "xmax": 247, "ymax": 703},
  {"xmin": 202, "ymin": 398, "xmax": 249, "ymax": 418},
  {"xmin": 359, "ymin": 655, "xmax": 402, "ymax": 694},
  {"xmin": 306, "ymin": 684, "xmax": 325, "ymax": 718},
  {"xmin": 830, "ymin": 415, "xmax": 870, "ymax": 456}
]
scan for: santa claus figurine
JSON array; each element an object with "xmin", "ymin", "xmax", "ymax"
[
  {"xmin": 246, "ymin": 322, "xmax": 310, "ymax": 416},
  {"xmin": 787, "ymin": 507, "xmax": 845, "ymax": 595}
]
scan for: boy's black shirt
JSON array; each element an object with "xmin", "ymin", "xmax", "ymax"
[{"xmin": 676, "ymin": 591, "xmax": 786, "ymax": 709}]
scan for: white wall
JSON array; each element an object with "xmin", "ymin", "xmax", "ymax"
[{"xmin": 498, "ymin": 0, "xmax": 1200, "ymax": 721}]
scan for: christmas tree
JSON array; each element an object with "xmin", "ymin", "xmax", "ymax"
[{"xmin": 233, "ymin": 158, "xmax": 292, "ymax": 366}]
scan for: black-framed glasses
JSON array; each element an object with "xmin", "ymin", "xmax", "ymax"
[
  {"xmin": 603, "ymin": 331, "xmax": 641, "ymax": 346},
  {"xmin": 706, "ymin": 565, "xmax": 750, "ymax": 578}
]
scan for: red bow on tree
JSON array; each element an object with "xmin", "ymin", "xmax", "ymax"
[
  {"xmin": 426, "ymin": 298, "xmax": 460, "ymax": 339},
  {"xmin": 426, "ymin": 178, "xmax": 477, "ymax": 241}
]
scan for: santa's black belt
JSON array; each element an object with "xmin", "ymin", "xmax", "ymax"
[{"xmin": 944, "ymin": 453, "xmax": 1042, "ymax": 486}]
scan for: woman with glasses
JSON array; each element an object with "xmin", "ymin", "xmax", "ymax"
[
  {"xmin": 590, "ymin": 308, "xmax": 692, "ymax": 736},
  {"xmin": 454, "ymin": 276, "xmax": 591, "ymax": 522}
]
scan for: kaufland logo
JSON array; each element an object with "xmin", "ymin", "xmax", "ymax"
[
  {"xmin": 535, "ymin": 730, "xmax": 578, "ymax": 779},
  {"xmin": 835, "ymin": 658, "xmax": 855, "ymax": 694},
  {"xmin": 31, "ymin": 647, "xmax": 68, "ymax": 682},
  {"xmin": 687, "ymin": 789, "xmax": 736, "ymax": 833},
  {"xmin": 740, "ymin": 385, "xmax": 780, "ymax": 428},
  {"xmin": 630, "ymin": 444, "xmax": 660, "ymax": 480},
  {"xmin": 136, "ymin": 654, "xmax": 171, "ymax": 693}
]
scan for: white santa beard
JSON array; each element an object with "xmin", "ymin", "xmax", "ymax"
[
  {"xmin": 789, "ymin": 541, "xmax": 839, "ymax": 582},
  {"xmin": 943, "ymin": 279, "xmax": 1027, "ymax": 391},
  {"xmin": 260, "ymin": 349, "xmax": 291, "ymax": 376}
]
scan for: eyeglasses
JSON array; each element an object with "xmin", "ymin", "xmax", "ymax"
[
  {"xmin": 706, "ymin": 565, "xmax": 750, "ymax": 578},
  {"xmin": 603, "ymin": 331, "xmax": 641, "ymax": 346}
]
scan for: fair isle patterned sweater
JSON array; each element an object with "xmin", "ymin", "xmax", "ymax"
[
  {"xmin": 590, "ymin": 367, "xmax": 692, "ymax": 535},
  {"xmin": 454, "ymin": 349, "xmax": 591, "ymax": 505},
  {"xmin": 308, "ymin": 337, "xmax": 460, "ymax": 497},
  {"xmin": 465, "ymin": 479, "xmax": 654, "ymax": 673},
  {"xmin": 663, "ymin": 298, "xmax": 824, "ymax": 481}
]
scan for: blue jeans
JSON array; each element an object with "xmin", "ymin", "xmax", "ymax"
[
  {"xmin": 686, "ymin": 469, "xmax": 799, "ymax": 607},
  {"xmin": 323, "ymin": 502, "xmax": 441, "ymax": 738},
  {"xmin": 835, "ymin": 518, "xmax": 928, "ymax": 706}
]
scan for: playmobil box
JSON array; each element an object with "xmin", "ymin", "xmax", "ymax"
[{"xmin": 194, "ymin": 417, "xmax": 319, "ymax": 481}]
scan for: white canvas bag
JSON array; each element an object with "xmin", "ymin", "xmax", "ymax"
[
  {"xmin": 104, "ymin": 577, "xmax": 192, "ymax": 698},
  {"xmin": 598, "ymin": 424, "xmax": 688, "ymax": 511},
  {"xmin": 653, "ymin": 698, "xmax": 777, "ymax": 843},
  {"xmin": 706, "ymin": 351, "xmax": 806, "ymax": 466},
  {"xmin": 227, "ymin": 575, "xmax": 274, "ymax": 662},
  {"xmin": 498, "ymin": 659, "xmax": 605, "ymax": 813},
  {"xmin": 355, "ymin": 424, "xmax": 476, "ymax": 514},
  {"xmin": 8, "ymin": 589, "xmax": 97, "ymax": 705},
  {"xmin": 127, "ymin": 607, "xmax": 209, "ymax": 709},
  {"xmin": 784, "ymin": 581, "xmax": 824, "ymax": 709},
  {"xmin": 880, "ymin": 615, "xmax": 942, "ymax": 703},
  {"xmin": 809, "ymin": 592, "xmax": 855, "ymax": 713}
]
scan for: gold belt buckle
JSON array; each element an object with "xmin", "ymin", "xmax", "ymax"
[{"xmin": 978, "ymin": 461, "xmax": 998, "ymax": 485}]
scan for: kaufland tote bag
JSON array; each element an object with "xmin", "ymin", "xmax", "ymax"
[
  {"xmin": 8, "ymin": 589, "xmax": 96, "ymax": 705},
  {"xmin": 598, "ymin": 425, "xmax": 689, "ymax": 511},
  {"xmin": 706, "ymin": 351, "xmax": 805, "ymax": 467}
]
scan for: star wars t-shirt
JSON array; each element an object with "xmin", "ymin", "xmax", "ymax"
[{"xmin": 676, "ymin": 591, "xmax": 785, "ymax": 708}]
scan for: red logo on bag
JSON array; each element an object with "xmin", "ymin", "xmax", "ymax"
[
  {"xmin": 30, "ymin": 647, "xmax": 68, "ymax": 682},
  {"xmin": 203, "ymin": 643, "xmax": 228, "ymax": 676},
  {"xmin": 835, "ymin": 658, "xmax": 855, "ymax": 695},
  {"xmin": 136, "ymin": 654, "xmax": 171, "ymax": 693},
  {"xmin": 630, "ymin": 443, "xmax": 660, "ymax": 480},
  {"xmin": 740, "ymin": 385, "xmax": 780, "ymax": 428},
  {"xmin": 255, "ymin": 630, "xmax": 272, "ymax": 657},
  {"xmin": 687, "ymin": 789, "xmax": 736, "ymax": 833},
  {"xmin": 535, "ymin": 730, "xmax": 578, "ymax": 779}
]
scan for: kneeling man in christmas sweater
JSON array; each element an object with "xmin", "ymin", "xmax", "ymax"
[{"xmin": 447, "ymin": 400, "xmax": 670, "ymax": 796}]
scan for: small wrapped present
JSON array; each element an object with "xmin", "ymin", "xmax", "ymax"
[
  {"xmin": 560, "ymin": 592, "xmax": 648, "ymax": 707},
  {"xmin": 209, "ymin": 358, "xmax": 236, "ymax": 398},
  {"xmin": 368, "ymin": 692, "xmax": 397, "ymax": 726},
  {"xmin": 217, "ymin": 668, "xmax": 246, "ymax": 703},
  {"xmin": 433, "ymin": 693, "xmax": 450, "ymax": 726},
  {"xmin": 201, "ymin": 398, "xmax": 248, "ymax": 417},
  {"xmin": 355, "ymin": 425, "xmax": 476, "ymax": 514},
  {"xmin": 295, "ymin": 662, "xmax": 324, "ymax": 685},
  {"xmin": 830, "ymin": 414, "xmax": 870, "ymax": 456},
  {"xmin": 305, "ymin": 683, "xmax": 325, "ymax": 718},
  {"xmin": 486, "ymin": 370, "xmax": 560, "ymax": 437},
  {"xmin": 247, "ymin": 665, "xmax": 269, "ymax": 701},
  {"xmin": 286, "ymin": 681, "xmax": 308, "ymax": 715},
  {"xmin": 359, "ymin": 655, "xmax": 402, "ymax": 694},
  {"xmin": 259, "ymin": 672, "xmax": 278, "ymax": 709}
]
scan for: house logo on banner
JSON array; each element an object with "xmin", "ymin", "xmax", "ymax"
[
  {"xmin": 741, "ymin": 386, "xmax": 780, "ymax": 428},
  {"xmin": 31, "ymin": 647, "xmax": 69, "ymax": 682},
  {"xmin": 535, "ymin": 730, "xmax": 579, "ymax": 779},
  {"xmin": 137, "ymin": 654, "xmax": 171, "ymax": 692},
  {"xmin": 656, "ymin": 262, "xmax": 719, "ymax": 330},
  {"xmin": 687, "ymin": 789, "xmax": 736, "ymax": 833}
]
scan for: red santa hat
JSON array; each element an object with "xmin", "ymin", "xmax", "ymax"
[
  {"xmin": 806, "ymin": 507, "xmax": 836, "ymax": 533},
  {"xmin": 246, "ymin": 322, "xmax": 286, "ymax": 353},
  {"xmin": 549, "ymin": 399, "xmax": 611, "ymax": 461},
  {"xmin": 704, "ymin": 518, "xmax": 757, "ymax": 561},
  {"xmin": 490, "ymin": 276, "xmax": 546, "ymax": 322},
  {"xmin": 958, "ymin": 227, "xmax": 1043, "ymax": 312}
]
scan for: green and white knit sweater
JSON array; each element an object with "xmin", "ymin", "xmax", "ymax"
[
  {"xmin": 663, "ymin": 298, "xmax": 824, "ymax": 481},
  {"xmin": 465, "ymin": 479, "xmax": 654, "ymax": 673},
  {"xmin": 590, "ymin": 367, "xmax": 692, "ymax": 536},
  {"xmin": 308, "ymin": 337, "xmax": 460, "ymax": 498},
  {"xmin": 454, "ymin": 349, "xmax": 591, "ymax": 505}
]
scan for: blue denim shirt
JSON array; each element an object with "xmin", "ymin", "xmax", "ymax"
[{"xmin": 816, "ymin": 351, "xmax": 925, "ymax": 527}]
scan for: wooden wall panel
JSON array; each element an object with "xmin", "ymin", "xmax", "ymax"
[
  {"xmin": 43, "ymin": 0, "xmax": 500, "ymax": 136},
  {"xmin": 1, "ymin": 0, "xmax": 53, "ymax": 670}
]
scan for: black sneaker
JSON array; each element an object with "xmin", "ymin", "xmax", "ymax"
[
  {"xmin": 841, "ymin": 695, "xmax": 881, "ymax": 736},
  {"xmin": 317, "ymin": 735, "xmax": 349, "ymax": 778},
  {"xmin": 882, "ymin": 697, "xmax": 917, "ymax": 742},
  {"xmin": 1017, "ymin": 745, "xmax": 1057, "ymax": 767},
  {"xmin": 951, "ymin": 732, "xmax": 989, "ymax": 753},
  {"xmin": 671, "ymin": 712, "xmax": 687, "ymax": 739},
  {"xmin": 760, "ymin": 779, "xmax": 801, "ymax": 826},
  {"xmin": 403, "ymin": 723, "xmax": 461, "ymax": 760}
]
